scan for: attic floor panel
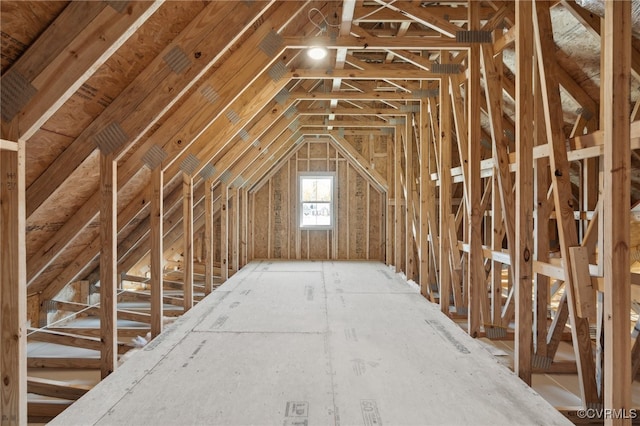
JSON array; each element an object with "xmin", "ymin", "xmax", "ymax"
[{"xmin": 50, "ymin": 260, "xmax": 571, "ymax": 426}]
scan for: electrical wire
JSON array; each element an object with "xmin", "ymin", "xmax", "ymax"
[{"xmin": 308, "ymin": 8, "xmax": 341, "ymax": 33}]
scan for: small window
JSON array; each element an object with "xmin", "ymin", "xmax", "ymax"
[{"xmin": 300, "ymin": 174, "xmax": 334, "ymax": 228}]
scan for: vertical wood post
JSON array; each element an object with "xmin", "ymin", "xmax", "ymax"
[
  {"xmin": 394, "ymin": 126, "xmax": 403, "ymax": 271},
  {"xmin": 204, "ymin": 179, "xmax": 214, "ymax": 294},
  {"xmin": 603, "ymin": 1, "xmax": 631, "ymax": 422},
  {"xmin": 1, "ymin": 139, "xmax": 26, "ymax": 424},
  {"xmin": 232, "ymin": 189, "xmax": 240, "ymax": 273},
  {"xmin": 221, "ymin": 184, "xmax": 229, "ymax": 281},
  {"xmin": 404, "ymin": 117, "xmax": 414, "ymax": 279},
  {"xmin": 150, "ymin": 167, "xmax": 163, "ymax": 338},
  {"xmin": 419, "ymin": 90, "xmax": 431, "ymax": 298},
  {"xmin": 99, "ymin": 149, "xmax": 117, "ymax": 379},
  {"xmin": 467, "ymin": 2, "xmax": 483, "ymax": 336},
  {"xmin": 182, "ymin": 173, "xmax": 193, "ymax": 311},
  {"xmin": 439, "ymin": 65, "xmax": 452, "ymax": 316},
  {"xmin": 515, "ymin": 0, "xmax": 534, "ymax": 385},
  {"xmin": 533, "ymin": 0, "xmax": 599, "ymax": 406}
]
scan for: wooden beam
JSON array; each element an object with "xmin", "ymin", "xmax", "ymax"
[
  {"xmin": 0, "ymin": 138, "xmax": 26, "ymax": 424},
  {"xmin": 602, "ymin": 1, "xmax": 632, "ymax": 422},
  {"xmin": 0, "ymin": 1, "xmax": 162, "ymax": 142},
  {"xmin": 467, "ymin": 1, "xmax": 483, "ymax": 337},
  {"xmin": 51, "ymin": 300, "xmax": 151, "ymax": 324},
  {"xmin": 394, "ymin": 125, "xmax": 404, "ymax": 273},
  {"xmin": 150, "ymin": 167, "xmax": 163, "ymax": 337},
  {"xmin": 27, "ymin": 357, "xmax": 101, "ymax": 370},
  {"xmin": 533, "ymin": 0, "xmax": 598, "ymax": 407},
  {"xmin": 204, "ymin": 179, "xmax": 214, "ymax": 294},
  {"xmin": 183, "ymin": 174, "xmax": 194, "ymax": 311},
  {"xmin": 23, "ymin": 1, "xmax": 267, "ymax": 217},
  {"xmin": 27, "ymin": 401, "xmax": 70, "ymax": 423},
  {"xmin": 370, "ymin": 0, "xmax": 461, "ymax": 38},
  {"xmin": 514, "ymin": 0, "xmax": 534, "ymax": 385},
  {"xmin": 439, "ymin": 57, "xmax": 452, "ymax": 316},
  {"xmin": 220, "ymin": 185, "xmax": 229, "ymax": 282},
  {"xmin": 99, "ymin": 149, "xmax": 117, "ymax": 379},
  {"xmin": 27, "ymin": 377, "xmax": 90, "ymax": 401},
  {"xmin": 24, "ymin": 1, "xmax": 284, "ymax": 290}
]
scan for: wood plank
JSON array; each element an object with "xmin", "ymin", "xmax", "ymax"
[
  {"xmin": 602, "ymin": 1, "xmax": 632, "ymax": 420},
  {"xmin": 0, "ymin": 139, "xmax": 27, "ymax": 424},
  {"xmin": 419, "ymin": 86, "xmax": 432, "ymax": 298},
  {"xmin": 46, "ymin": 327, "xmax": 150, "ymax": 340},
  {"xmin": 568, "ymin": 246, "xmax": 596, "ymax": 320},
  {"xmin": 204, "ymin": 179, "xmax": 214, "ymax": 294},
  {"xmin": 27, "ymin": 357, "xmax": 101, "ymax": 370},
  {"xmin": 514, "ymin": 0, "xmax": 534, "ymax": 385},
  {"xmin": 27, "ymin": 376, "xmax": 91, "ymax": 400},
  {"xmin": 150, "ymin": 167, "xmax": 163, "ymax": 337},
  {"xmin": 221, "ymin": 185, "xmax": 229, "ymax": 281},
  {"xmin": 533, "ymin": 1, "xmax": 598, "ymax": 406},
  {"xmin": 24, "ymin": 2, "xmax": 280, "ymax": 290},
  {"xmin": 394, "ymin": 126, "xmax": 404, "ymax": 272},
  {"xmin": 370, "ymin": 0, "xmax": 461, "ymax": 38},
  {"xmin": 27, "ymin": 401, "xmax": 70, "ymax": 422},
  {"xmin": 404, "ymin": 119, "xmax": 415, "ymax": 279},
  {"xmin": 183, "ymin": 174, "xmax": 194, "ymax": 311},
  {"xmin": 51, "ymin": 300, "xmax": 151, "ymax": 324},
  {"xmin": 480, "ymin": 42, "xmax": 516, "ymax": 274},
  {"xmin": 467, "ymin": 1, "xmax": 483, "ymax": 337},
  {"xmin": 439, "ymin": 60, "xmax": 452, "ymax": 316},
  {"xmin": 99, "ymin": 150, "xmax": 117, "ymax": 379},
  {"xmin": 2, "ymin": 2, "xmax": 162, "ymax": 142},
  {"xmin": 24, "ymin": 1, "xmax": 265, "ymax": 217}
]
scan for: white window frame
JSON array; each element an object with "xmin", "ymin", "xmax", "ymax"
[{"xmin": 299, "ymin": 172, "xmax": 335, "ymax": 230}]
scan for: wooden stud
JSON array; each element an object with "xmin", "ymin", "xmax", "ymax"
[
  {"xmin": 221, "ymin": 185, "xmax": 229, "ymax": 281},
  {"xmin": 0, "ymin": 138, "xmax": 26, "ymax": 424},
  {"xmin": 533, "ymin": 0, "xmax": 599, "ymax": 406},
  {"xmin": 515, "ymin": 0, "xmax": 534, "ymax": 385},
  {"xmin": 568, "ymin": 246, "xmax": 596, "ymax": 320},
  {"xmin": 204, "ymin": 179, "xmax": 214, "ymax": 294},
  {"xmin": 150, "ymin": 167, "xmax": 163, "ymax": 338},
  {"xmin": 440, "ymin": 60, "xmax": 452, "ymax": 316},
  {"xmin": 603, "ymin": 1, "xmax": 632, "ymax": 421},
  {"xmin": 183, "ymin": 174, "xmax": 194, "ymax": 311},
  {"xmin": 419, "ymin": 91, "xmax": 431, "ymax": 298},
  {"xmin": 99, "ymin": 149, "xmax": 117, "ymax": 379},
  {"xmin": 394, "ymin": 126, "xmax": 403, "ymax": 271},
  {"xmin": 404, "ymin": 119, "xmax": 415, "ymax": 279},
  {"xmin": 467, "ymin": 1, "xmax": 483, "ymax": 337}
]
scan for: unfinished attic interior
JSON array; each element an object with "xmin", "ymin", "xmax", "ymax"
[{"xmin": 2, "ymin": 0, "xmax": 640, "ymax": 424}]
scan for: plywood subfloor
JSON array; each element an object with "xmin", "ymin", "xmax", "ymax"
[{"xmin": 51, "ymin": 260, "xmax": 571, "ymax": 426}]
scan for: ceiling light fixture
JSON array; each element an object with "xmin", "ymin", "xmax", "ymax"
[
  {"xmin": 306, "ymin": 8, "xmax": 338, "ymax": 61},
  {"xmin": 307, "ymin": 46, "xmax": 328, "ymax": 60}
]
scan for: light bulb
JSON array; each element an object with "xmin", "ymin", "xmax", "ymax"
[{"xmin": 307, "ymin": 46, "xmax": 327, "ymax": 60}]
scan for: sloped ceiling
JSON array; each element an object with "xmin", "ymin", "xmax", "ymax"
[{"xmin": 1, "ymin": 0, "xmax": 638, "ymax": 299}]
